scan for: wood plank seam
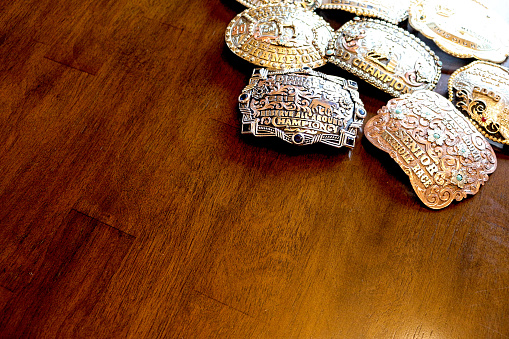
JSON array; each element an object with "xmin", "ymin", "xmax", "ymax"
[
  {"xmin": 0, "ymin": 208, "xmax": 136, "ymax": 337},
  {"xmin": 70, "ymin": 209, "xmax": 136, "ymax": 239},
  {"xmin": 43, "ymin": 56, "xmax": 98, "ymax": 76},
  {"xmin": 0, "ymin": 285, "xmax": 13, "ymax": 294},
  {"xmin": 192, "ymin": 289, "xmax": 256, "ymax": 319}
]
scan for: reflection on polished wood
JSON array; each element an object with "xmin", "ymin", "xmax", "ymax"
[{"xmin": 0, "ymin": 0, "xmax": 508, "ymax": 338}]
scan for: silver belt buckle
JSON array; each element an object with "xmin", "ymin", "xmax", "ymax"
[
  {"xmin": 239, "ymin": 67, "xmax": 366, "ymax": 148},
  {"xmin": 326, "ymin": 17, "xmax": 442, "ymax": 97}
]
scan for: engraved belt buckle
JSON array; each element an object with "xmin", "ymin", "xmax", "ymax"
[
  {"xmin": 239, "ymin": 67, "xmax": 366, "ymax": 148},
  {"xmin": 319, "ymin": 0, "xmax": 409, "ymax": 24},
  {"xmin": 364, "ymin": 90, "xmax": 497, "ymax": 209},
  {"xmin": 326, "ymin": 17, "xmax": 441, "ymax": 97},
  {"xmin": 225, "ymin": 4, "xmax": 333, "ymax": 70},
  {"xmin": 237, "ymin": 0, "xmax": 322, "ymax": 11},
  {"xmin": 408, "ymin": 0, "xmax": 509, "ymax": 63},
  {"xmin": 449, "ymin": 61, "xmax": 509, "ymax": 147}
]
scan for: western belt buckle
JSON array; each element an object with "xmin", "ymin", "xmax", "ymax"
[
  {"xmin": 326, "ymin": 17, "xmax": 442, "ymax": 97},
  {"xmin": 409, "ymin": 0, "xmax": 509, "ymax": 63},
  {"xmin": 364, "ymin": 90, "xmax": 497, "ymax": 209},
  {"xmin": 239, "ymin": 67, "xmax": 366, "ymax": 148},
  {"xmin": 225, "ymin": 4, "xmax": 333, "ymax": 70},
  {"xmin": 236, "ymin": 0, "xmax": 322, "ymax": 11},
  {"xmin": 449, "ymin": 61, "xmax": 509, "ymax": 147},
  {"xmin": 319, "ymin": 0, "xmax": 409, "ymax": 24}
]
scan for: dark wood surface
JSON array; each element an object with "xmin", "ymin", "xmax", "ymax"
[{"xmin": 1, "ymin": 0, "xmax": 508, "ymax": 338}]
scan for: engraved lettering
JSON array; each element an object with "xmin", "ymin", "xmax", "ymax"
[
  {"xmin": 373, "ymin": 69, "xmax": 386, "ymax": 81},
  {"xmin": 394, "ymin": 82, "xmax": 404, "ymax": 91},
  {"xmin": 259, "ymin": 51, "xmax": 271, "ymax": 61},
  {"xmin": 420, "ymin": 155, "xmax": 431, "ymax": 166},
  {"xmin": 426, "ymin": 163, "xmax": 439, "ymax": 177},
  {"xmin": 270, "ymin": 53, "xmax": 286, "ymax": 63}
]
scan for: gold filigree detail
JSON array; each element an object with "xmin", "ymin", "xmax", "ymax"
[{"xmin": 364, "ymin": 90, "xmax": 497, "ymax": 209}]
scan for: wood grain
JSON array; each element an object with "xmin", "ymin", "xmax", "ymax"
[
  {"xmin": 0, "ymin": 0, "xmax": 508, "ymax": 338},
  {"xmin": 0, "ymin": 210, "xmax": 134, "ymax": 338}
]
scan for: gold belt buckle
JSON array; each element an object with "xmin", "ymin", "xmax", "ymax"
[
  {"xmin": 364, "ymin": 90, "xmax": 497, "ymax": 209},
  {"xmin": 319, "ymin": 0, "xmax": 409, "ymax": 24},
  {"xmin": 449, "ymin": 61, "xmax": 509, "ymax": 147},
  {"xmin": 236, "ymin": 0, "xmax": 322, "ymax": 10},
  {"xmin": 409, "ymin": 0, "xmax": 509, "ymax": 63},
  {"xmin": 239, "ymin": 67, "xmax": 366, "ymax": 148},
  {"xmin": 326, "ymin": 17, "xmax": 442, "ymax": 97},
  {"xmin": 225, "ymin": 4, "xmax": 333, "ymax": 70}
]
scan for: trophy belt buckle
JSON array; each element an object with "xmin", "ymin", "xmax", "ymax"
[
  {"xmin": 449, "ymin": 60, "xmax": 509, "ymax": 147},
  {"xmin": 319, "ymin": 0, "xmax": 409, "ymax": 24},
  {"xmin": 236, "ymin": 0, "xmax": 322, "ymax": 11},
  {"xmin": 408, "ymin": 0, "xmax": 509, "ymax": 63},
  {"xmin": 239, "ymin": 67, "xmax": 366, "ymax": 148},
  {"xmin": 225, "ymin": 4, "xmax": 333, "ymax": 70},
  {"xmin": 364, "ymin": 90, "xmax": 497, "ymax": 209},
  {"xmin": 326, "ymin": 17, "xmax": 442, "ymax": 97}
]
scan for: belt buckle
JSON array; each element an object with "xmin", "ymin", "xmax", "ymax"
[
  {"xmin": 326, "ymin": 17, "xmax": 442, "ymax": 97},
  {"xmin": 237, "ymin": 0, "xmax": 322, "ymax": 10},
  {"xmin": 409, "ymin": 0, "xmax": 509, "ymax": 63},
  {"xmin": 225, "ymin": 4, "xmax": 333, "ymax": 70},
  {"xmin": 364, "ymin": 90, "xmax": 497, "ymax": 209},
  {"xmin": 239, "ymin": 67, "xmax": 366, "ymax": 148},
  {"xmin": 449, "ymin": 61, "xmax": 509, "ymax": 147},
  {"xmin": 319, "ymin": 0, "xmax": 409, "ymax": 24}
]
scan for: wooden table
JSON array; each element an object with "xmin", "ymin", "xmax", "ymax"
[{"xmin": 0, "ymin": 0, "xmax": 508, "ymax": 337}]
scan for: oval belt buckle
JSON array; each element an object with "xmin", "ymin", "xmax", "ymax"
[
  {"xmin": 326, "ymin": 17, "xmax": 442, "ymax": 97},
  {"xmin": 319, "ymin": 0, "xmax": 409, "ymax": 24},
  {"xmin": 364, "ymin": 90, "xmax": 497, "ymax": 209},
  {"xmin": 409, "ymin": 0, "xmax": 509, "ymax": 63},
  {"xmin": 225, "ymin": 4, "xmax": 333, "ymax": 70},
  {"xmin": 236, "ymin": 0, "xmax": 322, "ymax": 11},
  {"xmin": 449, "ymin": 61, "xmax": 509, "ymax": 147},
  {"xmin": 239, "ymin": 67, "xmax": 367, "ymax": 148}
]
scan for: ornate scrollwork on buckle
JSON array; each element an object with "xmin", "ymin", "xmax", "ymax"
[
  {"xmin": 326, "ymin": 17, "xmax": 442, "ymax": 97},
  {"xmin": 237, "ymin": 0, "xmax": 322, "ymax": 10},
  {"xmin": 319, "ymin": 0, "xmax": 409, "ymax": 24},
  {"xmin": 449, "ymin": 61, "xmax": 509, "ymax": 146},
  {"xmin": 225, "ymin": 5, "xmax": 333, "ymax": 70},
  {"xmin": 409, "ymin": 0, "xmax": 509, "ymax": 63},
  {"xmin": 364, "ymin": 90, "xmax": 497, "ymax": 209},
  {"xmin": 239, "ymin": 67, "xmax": 366, "ymax": 148}
]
